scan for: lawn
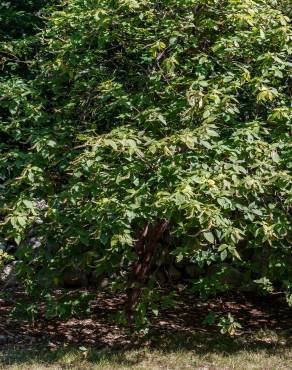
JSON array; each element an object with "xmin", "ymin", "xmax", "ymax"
[{"xmin": 1, "ymin": 330, "xmax": 291, "ymax": 370}]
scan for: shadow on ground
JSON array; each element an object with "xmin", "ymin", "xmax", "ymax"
[{"xmin": 0, "ymin": 289, "xmax": 291, "ymax": 367}]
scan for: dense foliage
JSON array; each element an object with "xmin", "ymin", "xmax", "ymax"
[{"xmin": 0, "ymin": 0, "xmax": 291, "ymax": 325}]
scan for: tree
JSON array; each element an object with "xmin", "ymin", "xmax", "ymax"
[{"xmin": 0, "ymin": 0, "xmax": 291, "ymax": 325}]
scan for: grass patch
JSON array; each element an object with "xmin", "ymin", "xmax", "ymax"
[{"xmin": 1, "ymin": 330, "xmax": 291, "ymax": 370}]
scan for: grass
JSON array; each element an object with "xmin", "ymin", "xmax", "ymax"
[{"xmin": 1, "ymin": 330, "xmax": 291, "ymax": 370}]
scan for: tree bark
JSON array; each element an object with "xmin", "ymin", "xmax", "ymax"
[{"xmin": 125, "ymin": 219, "xmax": 169, "ymax": 327}]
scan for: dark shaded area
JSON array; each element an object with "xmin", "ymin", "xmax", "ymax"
[{"xmin": 0, "ymin": 288, "xmax": 291, "ymax": 368}]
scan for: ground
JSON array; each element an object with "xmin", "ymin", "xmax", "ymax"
[{"xmin": 0, "ymin": 288, "xmax": 291, "ymax": 369}]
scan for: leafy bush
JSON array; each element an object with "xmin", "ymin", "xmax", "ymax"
[{"xmin": 0, "ymin": 0, "xmax": 291, "ymax": 325}]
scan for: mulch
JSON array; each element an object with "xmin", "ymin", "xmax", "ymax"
[{"xmin": 0, "ymin": 287, "xmax": 291, "ymax": 350}]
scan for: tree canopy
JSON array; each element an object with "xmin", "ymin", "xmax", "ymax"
[{"xmin": 0, "ymin": 0, "xmax": 291, "ymax": 325}]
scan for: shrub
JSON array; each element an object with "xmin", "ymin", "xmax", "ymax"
[{"xmin": 0, "ymin": 0, "xmax": 291, "ymax": 325}]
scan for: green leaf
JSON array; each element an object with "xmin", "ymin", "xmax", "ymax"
[
  {"xmin": 23, "ymin": 200, "xmax": 34, "ymax": 209},
  {"xmin": 220, "ymin": 249, "xmax": 228, "ymax": 261},
  {"xmin": 17, "ymin": 216, "xmax": 26, "ymax": 227},
  {"xmin": 271, "ymin": 151, "xmax": 280, "ymax": 163},
  {"xmin": 203, "ymin": 232, "xmax": 215, "ymax": 244}
]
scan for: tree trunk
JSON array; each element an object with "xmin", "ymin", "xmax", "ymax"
[{"xmin": 125, "ymin": 219, "xmax": 169, "ymax": 327}]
